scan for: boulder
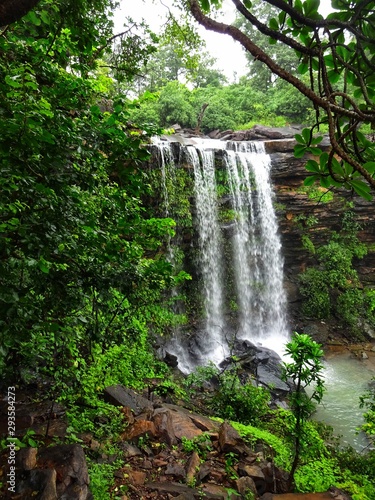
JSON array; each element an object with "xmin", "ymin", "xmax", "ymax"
[
  {"xmin": 11, "ymin": 444, "xmax": 92, "ymax": 500},
  {"xmin": 103, "ymin": 385, "xmax": 153, "ymax": 415},
  {"xmin": 218, "ymin": 421, "xmax": 255, "ymax": 457}
]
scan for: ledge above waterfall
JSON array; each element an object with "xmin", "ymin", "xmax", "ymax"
[{"xmin": 155, "ymin": 124, "xmax": 330, "ymax": 155}]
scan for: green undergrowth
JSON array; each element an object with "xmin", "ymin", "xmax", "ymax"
[
  {"xmin": 230, "ymin": 420, "xmax": 292, "ymax": 470},
  {"xmin": 215, "ymin": 412, "xmax": 375, "ymax": 498}
]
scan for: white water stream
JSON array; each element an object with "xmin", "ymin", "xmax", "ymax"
[
  {"xmin": 224, "ymin": 142, "xmax": 288, "ymax": 352},
  {"xmin": 188, "ymin": 145, "xmax": 227, "ymax": 366},
  {"xmin": 154, "ymin": 138, "xmax": 288, "ymax": 370}
]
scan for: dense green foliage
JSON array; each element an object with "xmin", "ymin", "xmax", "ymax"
[
  {"xmin": 298, "ymin": 210, "xmax": 373, "ymax": 337},
  {"xmin": 185, "ymin": 363, "xmax": 270, "ymax": 425},
  {"xmin": 0, "ymin": 0, "xmax": 188, "ymax": 396},
  {"xmin": 131, "ymin": 77, "xmax": 313, "ymax": 132},
  {"xmin": 187, "ymin": 0, "xmax": 375, "ymax": 197},
  {"xmin": 359, "ymin": 379, "xmax": 375, "ymax": 441}
]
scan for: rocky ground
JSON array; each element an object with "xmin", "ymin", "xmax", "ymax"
[
  {"xmin": 0, "ymin": 381, "xmax": 355, "ymax": 500},
  {"xmin": 4, "ymin": 339, "xmax": 373, "ymax": 487},
  {"xmin": 0, "ymin": 338, "xmax": 374, "ymax": 499}
]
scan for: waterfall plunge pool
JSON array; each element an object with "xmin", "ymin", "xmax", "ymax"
[{"xmin": 309, "ymin": 347, "xmax": 375, "ymax": 452}]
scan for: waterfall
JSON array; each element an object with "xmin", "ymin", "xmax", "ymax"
[
  {"xmin": 153, "ymin": 138, "xmax": 288, "ymax": 371},
  {"xmin": 154, "ymin": 140, "xmax": 175, "ymax": 262},
  {"xmin": 188, "ymin": 145, "xmax": 227, "ymax": 365},
  {"xmin": 225, "ymin": 142, "xmax": 288, "ymax": 352}
]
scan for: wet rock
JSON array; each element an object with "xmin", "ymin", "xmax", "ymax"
[
  {"xmin": 36, "ymin": 444, "xmax": 91, "ymax": 499},
  {"xmin": 221, "ymin": 340, "xmax": 292, "ymax": 400},
  {"xmin": 198, "ymin": 461, "xmax": 212, "ymax": 482},
  {"xmin": 144, "ymin": 481, "xmax": 199, "ymax": 498},
  {"xmin": 218, "ymin": 421, "xmax": 254, "ymax": 457},
  {"xmin": 201, "ymin": 482, "xmax": 237, "ymax": 498},
  {"xmin": 186, "ymin": 451, "xmax": 200, "ymax": 484},
  {"xmin": 119, "ymin": 442, "xmax": 143, "ymax": 458},
  {"xmin": 16, "ymin": 468, "xmax": 57, "ymax": 500},
  {"xmin": 16, "ymin": 447, "xmax": 37, "ymax": 470},
  {"xmin": 156, "ymin": 405, "xmax": 218, "ymax": 441},
  {"xmin": 262, "ymin": 462, "xmax": 289, "ymax": 494},
  {"xmin": 128, "ymin": 470, "xmax": 147, "ymax": 485},
  {"xmin": 236, "ymin": 476, "xmax": 258, "ymax": 497},
  {"xmin": 238, "ymin": 463, "xmax": 265, "ymax": 480},
  {"xmin": 260, "ymin": 493, "xmax": 346, "ymax": 499},
  {"xmin": 164, "ymin": 351, "xmax": 179, "ymax": 368},
  {"xmin": 103, "ymin": 385, "xmax": 153, "ymax": 415},
  {"xmin": 152, "ymin": 407, "xmax": 177, "ymax": 445},
  {"xmin": 8, "ymin": 444, "xmax": 92, "ymax": 499},
  {"xmin": 165, "ymin": 463, "xmax": 186, "ymax": 480},
  {"xmin": 303, "ymin": 323, "xmax": 330, "ymax": 345},
  {"xmin": 257, "ymin": 365, "xmax": 290, "ymax": 395},
  {"xmin": 123, "ymin": 420, "xmax": 156, "ymax": 441}
]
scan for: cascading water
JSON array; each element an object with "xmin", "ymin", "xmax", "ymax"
[
  {"xmin": 188, "ymin": 145, "xmax": 227, "ymax": 365},
  {"xmin": 224, "ymin": 142, "xmax": 288, "ymax": 352},
  {"xmin": 155, "ymin": 139, "xmax": 176, "ymax": 262},
  {"xmin": 154, "ymin": 138, "xmax": 288, "ymax": 371}
]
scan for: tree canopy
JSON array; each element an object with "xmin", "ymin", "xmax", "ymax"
[
  {"xmin": 187, "ymin": 0, "xmax": 375, "ymax": 199},
  {"xmin": 0, "ymin": 0, "xmax": 188, "ymax": 387}
]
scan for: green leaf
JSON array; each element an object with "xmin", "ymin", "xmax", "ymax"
[
  {"xmin": 323, "ymin": 54, "xmax": 335, "ymax": 68},
  {"xmin": 304, "ymin": 175, "xmax": 319, "ymax": 186},
  {"xmin": 311, "ymin": 58, "xmax": 319, "ymax": 71},
  {"xmin": 349, "ymin": 179, "xmax": 372, "ymax": 200},
  {"xmin": 363, "ymin": 161, "xmax": 375, "ymax": 174},
  {"xmin": 303, "ymin": 0, "xmax": 320, "ymax": 16},
  {"xmin": 320, "ymin": 176, "xmax": 331, "ymax": 188},
  {"xmin": 327, "ymin": 69, "xmax": 341, "ymax": 84},
  {"xmin": 38, "ymin": 259, "xmax": 50, "ymax": 274},
  {"xmin": 40, "ymin": 10, "xmax": 50, "ymax": 24},
  {"xmin": 278, "ymin": 11, "xmax": 286, "ymax": 24},
  {"xmin": 200, "ymin": 0, "xmax": 210, "ymax": 11},
  {"xmin": 105, "ymin": 115, "xmax": 116, "ymax": 126},
  {"xmin": 308, "ymin": 147, "xmax": 322, "ymax": 156},
  {"xmin": 294, "ymin": 144, "xmax": 307, "ymax": 158},
  {"xmin": 331, "ymin": 157, "xmax": 345, "ymax": 177},
  {"xmin": 310, "ymin": 135, "xmax": 323, "ymax": 145},
  {"xmin": 305, "ymin": 159, "xmax": 320, "ymax": 173},
  {"xmin": 5, "ymin": 75, "xmax": 22, "ymax": 88},
  {"xmin": 27, "ymin": 11, "xmax": 41, "ymax": 25},
  {"xmin": 302, "ymin": 128, "xmax": 312, "ymax": 144},
  {"xmin": 297, "ymin": 62, "xmax": 309, "ymax": 75},
  {"xmin": 90, "ymin": 105, "xmax": 101, "ymax": 115},
  {"xmin": 243, "ymin": 0, "xmax": 252, "ymax": 7},
  {"xmin": 346, "ymin": 71, "xmax": 356, "ymax": 85},
  {"xmin": 295, "ymin": 134, "xmax": 304, "ymax": 144},
  {"xmin": 269, "ymin": 18, "xmax": 279, "ymax": 30}
]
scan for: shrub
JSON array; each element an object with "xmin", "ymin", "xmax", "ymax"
[{"xmin": 185, "ymin": 363, "xmax": 270, "ymax": 426}]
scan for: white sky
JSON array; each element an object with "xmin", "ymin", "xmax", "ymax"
[
  {"xmin": 115, "ymin": 0, "xmax": 334, "ymax": 82},
  {"xmin": 114, "ymin": 0, "xmax": 245, "ymax": 81}
]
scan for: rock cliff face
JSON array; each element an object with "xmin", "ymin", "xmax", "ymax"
[
  {"xmin": 264, "ymin": 138, "xmax": 375, "ymax": 314},
  {"xmin": 150, "ymin": 131, "xmax": 375, "ymax": 344}
]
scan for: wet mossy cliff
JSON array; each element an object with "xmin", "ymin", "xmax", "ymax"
[{"xmin": 147, "ymin": 130, "xmax": 375, "ymax": 343}]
